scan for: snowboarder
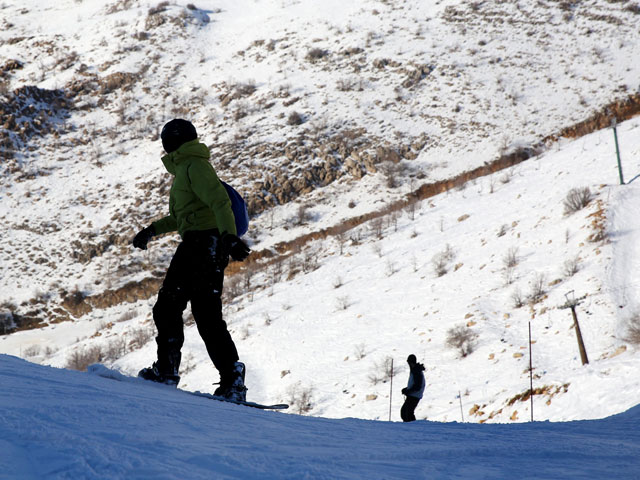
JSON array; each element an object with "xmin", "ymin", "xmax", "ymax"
[
  {"xmin": 133, "ymin": 119, "xmax": 250, "ymax": 402},
  {"xmin": 401, "ymin": 354, "xmax": 425, "ymax": 422}
]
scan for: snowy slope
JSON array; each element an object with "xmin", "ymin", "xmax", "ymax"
[{"xmin": 2, "ymin": 354, "xmax": 640, "ymax": 480}]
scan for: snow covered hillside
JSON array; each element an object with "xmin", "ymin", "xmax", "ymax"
[
  {"xmin": 2, "ymin": 354, "xmax": 639, "ymax": 479},
  {"xmin": 2, "ymin": 0, "xmax": 640, "ymax": 425},
  {"xmin": 4, "ymin": 115, "xmax": 640, "ymax": 424},
  {"xmin": 2, "ymin": 0, "xmax": 640, "ymax": 316}
]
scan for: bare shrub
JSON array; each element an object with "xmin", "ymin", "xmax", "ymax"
[
  {"xmin": 302, "ymin": 248, "xmax": 319, "ymax": 273},
  {"xmin": 563, "ymin": 255, "xmax": 581, "ymax": 278},
  {"xmin": 306, "ymin": 48, "xmax": 327, "ymax": 62},
  {"xmin": 336, "ymin": 77, "xmax": 363, "ymax": 92},
  {"xmin": 336, "ymin": 295, "xmax": 350, "ymax": 311},
  {"xmin": 243, "ymin": 263, "xmax": 256, "ymax": 291},
  {"xmin": 287, "ymin": 111, "xmax": 303, "ymax": 126},
  {"xmin": 354, "ymin": 343, "xmax": 367, "ymax": 360},
  {"xmin": 23, "ymin": 345, "xmax": 42, "ymax": 357},
  {"xmin": 287, "ymin": 382, "xmax": 315, "ymax": 414},
  {"xmin": 179, "ymin": 352, "xmax": 196, "ymax": 375},
  {"xmin": 368, "ymin": 356, "xmax": 397, "ymax": 385},
  {"xmin": 286, "ymin": 255, "xmax": 302, "ymax": 280},
  {"xmin": 624, "ymin": 313, "xmax": 640, "ymax": 345},
  {"xmin": 104, "ymin": 337, "xmax": 128, "ymax": 361},
  {"xmin": 385, "ymin": 260, "xmax": 397, "ymax": 277},
  {"xmin": 503, "ymin": 247, "xmax": 519, "ymax": 269},
  {"xmin": 410, "ymin": 255, "xmax": 418, "ymax": 272},
  {"xmin": 370, "ymin": 218, "xmax": 385, "ymax": 240},
  {"xmin": 406, "ymin": 201, "xmax": 418, "ymax": 221},
  {"xmin": 380, "ymin": 161, "xmax": 402, "ymax": 188},
  {"xmin": 129, "ymin": 326, "xmax": 154, "ymax": 350},
  {"xmin": 563, "ymin": 187, "xmax": 593, "ymax": 215},
  {"xmin": 433, "ymin": 253, "xmax": 448, "ymax": 277},
  {"xmin": 445, "ymin": 325, "xmax": 478, "ymax": 358},
  {"xmin": 335, "ymin": 232, "xmax": 348, "ymax": 255},
  {"xmin": 503, "ymin": 266, "xmax": 516, "ymax": 286},
  {"xmin": 224, "ymin": 275, "xmax": 243, "ymax": 299},
  {"xmin": 432, "ymin": 244, "xmax": 456, "ymax": 277},
  {"xmin": 67, "ymin": 346, "xmax": 104, "ymax": 371},
  {"xmin": 294, "ymin": 204, "xmax": 311, "ymax": 226},
  {"xmin": 511, "ymin": 288, "xmax": 525, "ymax": 308},
  {"xmin": 528, "ymin": 273, "xmax": 547, "ymax": 304}
]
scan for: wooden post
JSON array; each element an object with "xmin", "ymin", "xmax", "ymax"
[
  {"xmin": 559, "ymin": 292, "xmax": 589, "ymax": 366},
  {"xmin": 570, "ymin": 305, "xmax": 589, "ymax": 365}
]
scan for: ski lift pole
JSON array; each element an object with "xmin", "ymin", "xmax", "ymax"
[
  {"xmin": 559, "ymin": 291, "xmax": 589, "ymax": 366},
  {"xmin": 612, "ymin": 118, "xmax": 624, "ymax": 185},
  {"xmin": 569, "ymin": 304, "xmax": 589, "ymax": 365}
]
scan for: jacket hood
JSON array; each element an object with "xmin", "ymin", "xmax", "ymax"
[{"xmin": 161, "ymin": 139, "xmax": 210, "ymax": 175}]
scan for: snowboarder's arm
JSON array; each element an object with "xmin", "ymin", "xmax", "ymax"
[
  {"xmin": 188, "ymin": 161, "xmax": 237, "ymax": 236},
  {"xmin": 152, "ymin": 214, "xmax": 178, "ymax": 235}
]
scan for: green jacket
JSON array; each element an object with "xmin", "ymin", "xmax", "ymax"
[{"xmin": 152, "ymin": 139, "xmax": 237, "ymax": 238}]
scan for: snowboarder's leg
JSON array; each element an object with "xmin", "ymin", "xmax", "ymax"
[
  {"xmin": 189, "ymin": 231, "xmax": 245, "ymax": 401},
  {"xmin": 191, "ymin": 290, "xmax": 239, "ymax": 374},
  {"xmin": 139, "ymin": 243, "xmax": 190, "ymax": 384},
  {"xmin": 192, "ymin": 288, "xmax": 245, "ymax": 401},
  {"xmin": 401, "ymin": 396, "xmax": 420, "ymax": 422},
  {"xmin": 152, "ymin": 285, "xmax": 187, "ymax": 373}
]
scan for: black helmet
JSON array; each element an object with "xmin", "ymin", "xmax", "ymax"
[
  {"xmin": 407, "ymin": 354, "xmax": 417, "ymax": 364},
  {"xmin": 161, "ymin": 119, "xmax": 197, "ymax": 153}
]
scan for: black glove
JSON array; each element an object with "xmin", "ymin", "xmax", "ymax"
[
  {"xmin": 133, "ymin": 225, "xmax": 155, "ymax": 250},
  {"xmin": 221, "ymin": 233, "xmax": 250, "ymax": 262},
  {"xmin": 401, "ymin": 388, "xmax": 408, "ymax": 396}
]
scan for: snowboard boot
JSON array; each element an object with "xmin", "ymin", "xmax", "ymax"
[
  {"xmin": 138, "ymin": 351, "xmax": 181, "ymax": 386},
  {"xmin": 214, "ymin": 361, "xmax": 247, "ymax": 402}
]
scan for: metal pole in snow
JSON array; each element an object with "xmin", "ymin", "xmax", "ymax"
[
  {"xmin": 389, "ymin": 358, "xmax": 394, "ymax": 422},
  {"xmin": 612, "ymin": 118, "xmax": 625, "ymax": 185},
  {"xmin": 459, "ymin": 391, "xmax": 464, "ymax": 422},
  {"xmin": 529, "ymin": 322, "xmax": 534, "ymax": 422}
]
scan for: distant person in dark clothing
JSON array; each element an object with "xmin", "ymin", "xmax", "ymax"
[{"xmin": 401, "ymin": 354, "xmax": 425, "ymax": 422}]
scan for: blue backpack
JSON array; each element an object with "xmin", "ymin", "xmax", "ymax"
[{"xmin": 222, "ymin": 181, "xmax": 249, "ymax": 237}]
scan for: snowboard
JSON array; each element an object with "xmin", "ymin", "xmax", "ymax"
[{"xmin": 87, "ymin": 364, "xmax": 288, "ymax": 411}]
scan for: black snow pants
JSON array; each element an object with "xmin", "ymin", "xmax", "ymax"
[
  {"xmin": 401, "ymin": 396, "xmax": 420, "ymax": 422},
  {"xmin": 152, "ymin": 229, "xmax": 238, "ymax": 379}
]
